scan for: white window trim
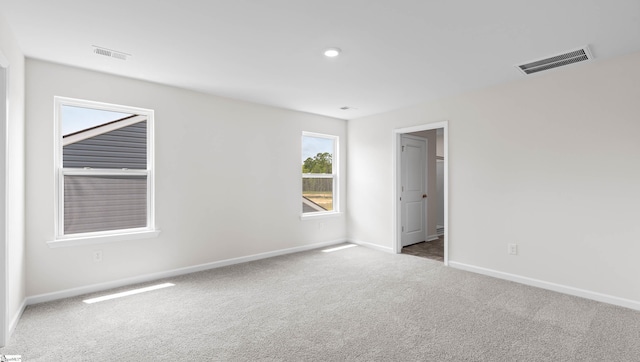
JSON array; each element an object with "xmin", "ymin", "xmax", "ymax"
[
  {"xmin": 301, "ymin": 131, "xmax": 339, "ymax": 218},
  {"xmin": 50, "ymin": 96, "xmax": 158, "ymax": 247},
  {"xmin": 299, "ymin": 211, "xmax": 342, "ymax": 220}
]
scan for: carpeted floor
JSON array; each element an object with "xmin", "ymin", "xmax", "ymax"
[{"xmin": 2, "ymin": 244, "xmax": 639, "ymax": 361}]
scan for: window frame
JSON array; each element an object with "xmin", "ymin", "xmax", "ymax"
[
  {"xmin": 301, "ymin": 131, "xmax": 339, "ymax": 217},
  {"xmin": 51, "ymin": 96, "xmax": 158, "ymax": 247}
]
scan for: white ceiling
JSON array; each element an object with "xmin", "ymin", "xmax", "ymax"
[{"xmin": 1, "ymin": 0, "xmax": 639, "ymax": 119}]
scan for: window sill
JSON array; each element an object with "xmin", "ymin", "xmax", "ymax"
[
  {"xmin": 48, "ymin": 229, "xmax": 161, "ymax": 248},
  {"xmin": 300, "ymin": 211, "xmax": 342, "ymax": 220}
]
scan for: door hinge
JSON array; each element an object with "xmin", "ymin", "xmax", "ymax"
[
  {"xmin": 401, "ymin": 185, "xmax": 404, "ymax": 192},
  {"xmin": 402, "ymin": 226, "xmax": 404, "ymax": 232},
  {"xmin": 402, "ymin": 146, "xmax": 405, "ymax": 152}
]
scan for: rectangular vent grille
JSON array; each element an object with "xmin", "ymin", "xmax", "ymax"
[
  {"xmin": 93, "ymin": 46, "xmax": 130, "ymax": 61},
  {"xmin": 517, "ymin": 47, "xmax": 592, "ymax": 75},
  {"xmin": 94, "ymin": 48, "xmax": 112, "ymax": 57}
]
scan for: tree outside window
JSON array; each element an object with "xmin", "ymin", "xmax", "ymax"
[{"xmin": 302, "ymin": 133, "xmax": 337, "ymax": 214}]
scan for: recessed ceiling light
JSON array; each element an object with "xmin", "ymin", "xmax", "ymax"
[{"xmin": 324, "ymin": 48, "xmax": 341, "ymax": 57}]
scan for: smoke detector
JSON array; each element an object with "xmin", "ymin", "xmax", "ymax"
[
  {"xmin": 92, "ymin": 45, "xmax": 131, "ymax": 61},
  {"xmin": 516, "ymin": 46, "xmax": 593, "ymax": 75}
]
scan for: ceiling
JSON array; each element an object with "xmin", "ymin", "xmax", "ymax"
[{"xmin": 1, "ymin": 0, "xmax": 639, "ymax": 119}]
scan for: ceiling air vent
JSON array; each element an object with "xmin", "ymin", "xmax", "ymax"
[
  {"xmin": 92, "ymin": 45, "xmax": 131, "ymax": 61},
  {"xmin": 516, "ymin": 46, "xmax": 592, "ymax": 75}
]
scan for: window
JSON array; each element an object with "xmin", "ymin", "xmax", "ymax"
[
  {"xmin": 54, "ymin": 97, "xmax": 155, "ymax": 242},
  {"xmin": 302, "ymin": 132, "xmax": 338, "ymax": 215}
]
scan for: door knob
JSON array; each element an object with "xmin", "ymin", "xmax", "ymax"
[{"xmin": 422, "ymin": 194, "xmax": 427, "ymax": 198}]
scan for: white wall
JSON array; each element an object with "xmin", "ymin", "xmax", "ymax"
[
  {"xmin": 26, "ymin": 59, "xmax": 347, "ymax": 297},
  {"xmin": 348, "ymin": 51, "xmax": 640, "ymax": 305},
  {"xmin": 436, "ymin": 130, "xmax": 444, "ymax": 158},
  {"xmin": 436, "ymin": 160, "xmax": 444, "ymax": 228},
  {"xmin": 436, "ymin": 130, "xmax": 445, "ymax": 228},
  {"xmin": 0, "ymin": 13, "xmax": 26, "ymax": 341}
]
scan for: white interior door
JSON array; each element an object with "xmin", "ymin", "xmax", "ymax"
[{"xmin": 401, "ymin": 135, "xmax": 426, "ymax": 247}]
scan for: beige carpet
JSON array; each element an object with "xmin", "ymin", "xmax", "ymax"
[{"xmin": 1, "ymin": 244, "xmax": 639, "ymax": 361}]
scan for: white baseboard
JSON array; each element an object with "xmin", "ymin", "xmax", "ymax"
[
  {"xmin": 8, "ymin": 299, "xmax": 26, "ymax": 339},
  {"xmin": 349, "ymin": 239, "xmax": 395, "ymax": 254},
  {"xmin": 26, "ymin": 239, "xmax": 346, "ymax": 306},
  {"xmin": 2, "ymin": 299, "xmax": 27, "ymax": 346},
  {"xmin": 449, "ymin": 261, "xmax": 640, "ymax": 312},
  {"xmin": 427, "ymin": 234, "xmax": 439, "ymax": 242}
]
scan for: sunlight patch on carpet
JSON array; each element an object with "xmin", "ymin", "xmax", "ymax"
[
  {"xmin": 83, "ymin": 283, "xmax": 175, "ymax": 304},
  {"xmin": 322, "ymin": 244, "xmax": 357, "ymax": 253}
]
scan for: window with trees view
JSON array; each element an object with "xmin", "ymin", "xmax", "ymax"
[{"xmin": 302, "ymin": 132, "xmax": 338, "ymax": 214}]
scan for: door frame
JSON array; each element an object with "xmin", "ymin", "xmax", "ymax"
[
  {"xmin": 0, "ymin": 49, "xmax": 8, "ymax": 346},
  {"xmin": 393, "ymin": 121, "xmax": 449, "ymax": 265}
]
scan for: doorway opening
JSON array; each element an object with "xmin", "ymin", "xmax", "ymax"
[{"xmin": 393, "ymin": 122, "xmax": 448, "ymax": 265}]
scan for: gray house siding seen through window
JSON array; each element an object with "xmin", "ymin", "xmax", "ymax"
[
  {"xmin": 63, "ymin": 120, "xmax": 147, "ymax": 169},
  {"xmin": 62, "ymin": 118, "xmax": 148, "ymax": 234},
  {"xmin": 64, "ymin": 175, "xmax": 147, "ymax": 234}
]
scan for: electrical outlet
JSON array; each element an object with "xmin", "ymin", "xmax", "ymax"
[
  {"xmin": 508, "ymin": 244, "xmax": 518, "ymax": 255},
  {"xmin": 93, "ymin": 250, "xmax": 103, "ymax": 263}
]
